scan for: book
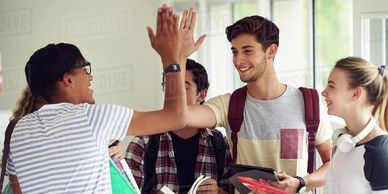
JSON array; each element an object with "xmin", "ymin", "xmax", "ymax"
[
  {"xmin": 229, "ymin": 163, "xmax": 279, "ymax": 181},
  {"xmin": 160, "ymin": 175, "xmax": 211, "ymax": 194},
  {"xmin": 110, "ymin": 157, "xmax": 141, "ymax": 194},
  {"xmin": 236, "ymin": 176, "xmax": 287, "ymax": 194},
  {"xmin": 229, "ymin": 164, "xmax": 280, "ymax": 194}
]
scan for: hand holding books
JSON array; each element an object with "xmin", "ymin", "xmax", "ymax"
[{"xmin": 160, "ymin": 175, "xmax": 218, "ymax": 194}]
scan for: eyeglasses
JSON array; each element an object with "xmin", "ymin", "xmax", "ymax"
[{"xmin": 75, "ymin": 61, "xmax": 92, "ymax": 75}]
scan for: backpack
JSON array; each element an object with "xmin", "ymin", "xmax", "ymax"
[
  {"xmin": 142, "ymin": 130, "xmax": 226, "ymax": 194},
  {"xmin": 227, "ymin": 86, "xmax": 320, "ymax": 174}
]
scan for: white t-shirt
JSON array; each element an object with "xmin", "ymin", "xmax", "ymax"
[
  {"xmin": 7, "ymin": 103, "xmax": 133, "ymax": 194},
  {"xmin": 205, "ymin": 85, "xmax": 332, "ymax": 177},
  {"xmin": 326, "ymin": 134, "xmax": 388, "ymax": 193}
]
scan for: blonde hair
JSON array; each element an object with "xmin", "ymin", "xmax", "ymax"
[
  {"xmin": 335, "ymin": 57, "xmax": 388, "ymax": 130},
  {"xmin": 12, "ymin": 87, "xmax": 47, "ymax": 119}
]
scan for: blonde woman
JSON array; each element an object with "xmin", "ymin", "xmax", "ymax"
[{"xmin": 322, "ymin": 57, "xmax": 388, "ymax": 193}]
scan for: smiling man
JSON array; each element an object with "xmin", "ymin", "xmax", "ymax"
[
  {"xmin": 5, "ymin": 5, "xmax": 206, "ymax": 193},
  {"xmin": 185, "ymin": 15, "xmax": 333, "ymax": 193}
]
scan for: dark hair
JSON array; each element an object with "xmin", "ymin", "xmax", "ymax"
[
  {"xmin": 186, "ymin": 59, "xmax": 210, "ymax": 94},
  {"xmin": 162, "ymin": 59, "xmax": 210, "ymax": 96},
  {"xmin": 225, "ymin": 15, "xmax": 279, "ymax": 50},
  {"xmin": 25, "ymin": 43, "xmax": 85, "ymax": 101}
]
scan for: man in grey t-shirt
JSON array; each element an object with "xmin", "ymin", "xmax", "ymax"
[{"xmin": 185, "ymin": 15, "xmax": 333, "ymax": 193}]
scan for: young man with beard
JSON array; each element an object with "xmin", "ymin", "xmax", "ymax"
[{"xmin": 185, "ymin": 16, "xmax": 333, "ymax": 193}]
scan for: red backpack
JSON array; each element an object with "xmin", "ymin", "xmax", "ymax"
[{"xmin": 227, "ymin": 86, "xmax": 320, "ymax": 174}]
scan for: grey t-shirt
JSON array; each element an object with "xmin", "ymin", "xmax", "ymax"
[{"xmin": 205, "ymin": 85, "xmax": 332, "ymax": 176}]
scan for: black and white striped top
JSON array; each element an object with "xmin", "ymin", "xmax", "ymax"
[{"xmin": 7, "ymin": 103, "xmax": 133, "ymax": 194}]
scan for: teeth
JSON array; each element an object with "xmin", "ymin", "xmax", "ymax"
[{"xmin": 239, "ymin": 67, "xmax": 250, "ymax": 72}]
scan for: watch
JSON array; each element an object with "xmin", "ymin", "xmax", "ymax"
[
  {"xmin": 295, "ymin": 176, "xmax": 307, "ymax": 193},
  {"xmin": 163, "ymin": 63, "xmax": 180, "ymax": 75}
]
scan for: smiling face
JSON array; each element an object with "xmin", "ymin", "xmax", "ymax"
[
  {"xmin": 70, "ymin": 61, "xmax": 95, "ymax": 104},
  {"xmin": 321, "ymin": 68, "xmax": 356, "ymax": 117},
  {"xmin": 231, "ymin": 34, "xmax": 270, "ymax": 83}
]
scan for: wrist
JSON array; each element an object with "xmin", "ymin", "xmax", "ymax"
[
  {"xmin": 161, "ymin": 57, "xmax": 178, "ymax": 68},
  {"xmin": 163, "ymin": 63, "xmax": 181, "ymax": 75},
  {"xmin": 294, "ymin": 176, "xmax": 307, "ymax": 193}
]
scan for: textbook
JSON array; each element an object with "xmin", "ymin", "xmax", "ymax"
[
  {"xmin": 229, "ymin": 163, "xmax": 279, "ymax": 181},
  {"xmin": 110, "ymin": 157, "xmax": 141, "ymax": 194},
  {"xmin": 229, "ymin": 163, "xmax": 280, "ymax": 194},
  {"xmin": 236, "ymin": 176, "xmax": 287, "ymax": 194},
  {"xmin": 160, "ymin": 175, "xmax": 210, "ymax": 194}
]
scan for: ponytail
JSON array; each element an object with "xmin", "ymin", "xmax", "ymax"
[
  {"xmin": 12, "ymin": 87, "xmax": 47, "ymax": 120},
  {"xmin": 373, "ymin": 77, "xmax": 388, "ymax": 131}
]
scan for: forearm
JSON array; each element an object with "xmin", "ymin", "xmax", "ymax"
[
  {"xmin": 304, "ymin": 161, "xmax": 329, "ymax": 190},
  {"xmin": 163, "ymin": 70, "xmax": 187, "ymax": 128},
  {"xmin": 9, "ymin": 174, "xmax": 22, "ymax": 194}
]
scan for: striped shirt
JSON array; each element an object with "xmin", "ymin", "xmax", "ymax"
[{"xmin": 7, "ymin": 103, "xmax": 133, "ymax": 194}]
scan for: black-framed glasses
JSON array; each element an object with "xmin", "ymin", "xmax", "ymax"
[{"xmin": 75, "ymin": 61, "xmax": 92, "ymax": 75}]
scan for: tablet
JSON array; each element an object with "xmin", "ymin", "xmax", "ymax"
[
  {"xmin": 229, "ymin": 169, "xmax": 280, "ymax": 194},
  {"xmin": 229, "ymin": 163, "xmax": 276, "ymax": 174}
]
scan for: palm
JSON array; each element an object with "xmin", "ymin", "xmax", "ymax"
[{"xmin": 178, "ymin": 9, "xmax": 206, "ymax": 58}]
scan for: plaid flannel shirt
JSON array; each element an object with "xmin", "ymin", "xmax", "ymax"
[{"xmin": 125, "ymin": 129, "xmax": 233, "ymax": 193}]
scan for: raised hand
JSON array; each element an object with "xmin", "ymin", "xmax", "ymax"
[
  {"xmin": 147, "ymin": 4, "xmax": 180, "ymax": 67},
  {"xmin": 178, "ymin": 8, "xmax": 206, "ymax": 59}
]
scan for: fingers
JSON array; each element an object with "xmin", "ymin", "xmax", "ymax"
[
  {"xmin": 196, "ymin": 179, "xmax": 218, "ymax": 193},
  {"xmin": 108, "ymin": 141, "xmax": 123, "ymax": 160},
  {"xmin": 161, "ymin": 4, "xmax": 168, "ymax": 32},
  {"xmin": 173, "ymin": 14, "xmax": 179, "ymax": 33},
  {"xmin": 180, "ymin": 9, "xmax": 187, "ymax": 30},
  {"xmin": 180, "ymin": 8, "xmax": 194, "ymax": 30},
  {"xmin": 188, "ymin": 10, "xmax": 196, "ymax": 30},
  {"xmin": 194, "ymin": 34, "xmax": 206, "ymax": 50},
  {"xmin": 156, "ymin": 8, "xmax": 162, "ymax": 33},
  {"xmin": 167, "ymin": 7, "xmax": 174, "ymax": 33},
  {"xmin": 147, "ymin": 26, "xmax": 155, "ymax": 43}
]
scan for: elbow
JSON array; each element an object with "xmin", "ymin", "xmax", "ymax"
[
  {"xmin": 174, "ymin": 108, "xmax": 187, "ymax": 130},
  {"xmin": 169, "ymin": 107, "xmax": 187, "ymax": 130}
]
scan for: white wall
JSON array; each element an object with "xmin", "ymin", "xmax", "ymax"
[
  {"xmin": 0, "ymin": 0, "xmax": 168, "ymax": 158},
  {"xmin": 0, "ymin": 0, "xmax": 164, "ymax": 111}
]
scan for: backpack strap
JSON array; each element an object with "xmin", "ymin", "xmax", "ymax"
[
  {"xmin": 209, "ymin": 130, "xmax": 226, "ymax": 182},
  {"xmin": 142, "ymin": 134, "xmax": 160, "ymax": 194},
  {"xmin": 1, "ymin": 119, "xmax": 19, "ymax": 193},
  {"xmin": 299, "ymin": 87, "xmax": 320, "ymax": 174},
  {"xmin": 227, "ymin": 86, "xmax": 247, "ymax": 163}
]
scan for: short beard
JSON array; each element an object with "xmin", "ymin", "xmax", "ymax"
[
  {"xmin": 241, "ymin": 76, "xmax": 257, "ymax": 83},
  {"xmin": 239, "ymin": 60, "xmax": 266, "ymax": 83}
]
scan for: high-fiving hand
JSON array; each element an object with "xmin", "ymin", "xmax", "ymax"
[
  {"xmin": 178, "ymin": 8, "xmax": 206, "ymax": 59},
  {"xmin": 147, "ymin": 4, "xmax": 206, "ymax": 67},
  {"xmin": 147, "ymin": 4, "xmax": 181, "ymax": 67}
]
